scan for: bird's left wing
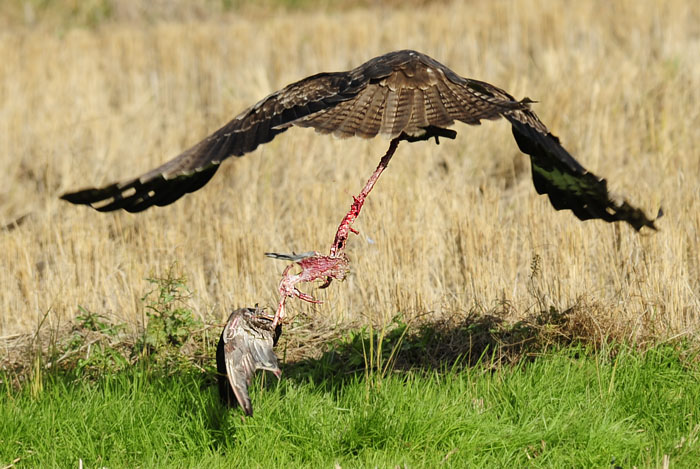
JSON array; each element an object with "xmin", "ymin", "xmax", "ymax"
[{"xmin": 503, "ymin": 107, "xmax": 659, "ymax": 231}]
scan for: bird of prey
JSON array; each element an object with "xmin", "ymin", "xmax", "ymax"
[
  {"xmin": 216, "ymin": 307, "xmax": 282, "ymax": 416},
  {"xmin": 61, "ymin": 49, "xmax": 658, "ymax": 232}
]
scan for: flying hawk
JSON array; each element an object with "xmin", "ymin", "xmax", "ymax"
[{"xmin": 61, "ymin": 49, "xmax": 658, "ymax": 231}]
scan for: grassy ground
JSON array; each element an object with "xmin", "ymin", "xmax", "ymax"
[
  {"xmin": 3, "ymin": 341, "xmax": 699, "ymax": 468},
  {"xmin": 4, "ymin": 272, "xmax": 697, "ymax": 467}
]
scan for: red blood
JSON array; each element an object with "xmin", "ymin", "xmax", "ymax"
[{"xmin": 271, "ymin": 139, "xmax": 401, "ymax": 327}]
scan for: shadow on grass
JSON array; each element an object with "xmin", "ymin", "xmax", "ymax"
[{"xmin": 280, "ymin": 304, "xmax": 596, "ymax": 390}]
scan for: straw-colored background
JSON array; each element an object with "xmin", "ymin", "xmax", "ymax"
[{"xmin": 1, "ymin": 0, "xmax": 697, "ymax": 339}]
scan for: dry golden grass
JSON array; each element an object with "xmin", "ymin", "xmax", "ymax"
[{"xmin": 1, "ymin": 0, "xmax": 698, "ymax": 341}]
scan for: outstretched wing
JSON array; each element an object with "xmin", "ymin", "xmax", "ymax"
[
  {"xmin": 503, "ymin": 108, "xmax": 658, "ymax": 231},
  {"xmin": 61, "ymin": 71, "xmax": 366, "ymax": 212},
  {"xmin": 302, "ymin": 50, "xmax": 657, "ymax": 230},
  {"xmin": 216, "ymin": 308, "xmax": 282, "ymax": 416}
]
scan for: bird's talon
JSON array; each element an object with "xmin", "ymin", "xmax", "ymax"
[
  {"xmin": 295, "ymin": 288, "xmax": 321, "ymax": 304},
  {"xmin": 319, "ymin": 276, "xmax": 333, "ymax": 289}
]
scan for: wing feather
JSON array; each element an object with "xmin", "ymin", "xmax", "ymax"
[
  {"xmin": 387, "ymin": 87, "xmax": 414, "ymax": 137},
  {"xmin": 343, "ymin": 85, "xmax": 382, "ymax": 138},
  {"xmin": 408, "ymin": 88, "xmax": 429, "ymax": 130},
  {"xmin": 334, "ymin": 88, "xmax": 379, "ymax": 138},
  {"xmin": 353, "ymin": 85, "xmax": 388, "ymax": 138},
  {"xmin": 380, "ymin": 88, "xmax": 400, "ymax": 137},
  {"xmin": 504, "ymin": 108, "xmax": 658, "ymax": 230},
  {"xmin": 61, "ymin": 72, "xmax": 364, "ymax": 211},
  {"xmin": 423, "ymin": 84, "xmax": 454, "ymax": 128}
]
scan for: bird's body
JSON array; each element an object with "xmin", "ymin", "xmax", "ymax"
[{"xmin": 61, "ymin": 49, "xmax": 656, "ymax": 231}]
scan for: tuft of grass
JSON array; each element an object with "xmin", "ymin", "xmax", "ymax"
[
  {"xmin": 2, "ymin": 343, "xmax": 699, "ymax": 467},
  {"xmin": 1, "ymin": 265, "xmax": 217, "ymax": 388}
]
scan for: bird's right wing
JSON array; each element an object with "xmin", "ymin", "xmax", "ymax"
[{"xmin": 59, "ymin": 50, "xmax": 533, "ymax": 213}]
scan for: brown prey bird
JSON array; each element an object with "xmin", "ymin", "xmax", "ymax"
[{"xmin": 216, "ymin": 308, "xmax": 281, "ymax": 416}]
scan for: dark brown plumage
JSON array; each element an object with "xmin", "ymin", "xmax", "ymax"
[{"xmin": 61, "ymin": 49, "xmax": 657, "ymax": 230}]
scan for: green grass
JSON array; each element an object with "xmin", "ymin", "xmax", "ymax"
[{"xmin": 3, "ymin": 343, "xmax": 699, "ymax": 468}]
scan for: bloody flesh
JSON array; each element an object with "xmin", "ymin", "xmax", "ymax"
[{"xmin": 271, "ymin": 138, "xmax": 401, "ymax": 327}]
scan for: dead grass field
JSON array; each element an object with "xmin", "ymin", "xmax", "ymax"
[{"xmin": 0, "ymin": 0, "xmax": 698, "ymax": 341}]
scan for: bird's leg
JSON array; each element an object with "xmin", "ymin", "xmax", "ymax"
[
  {"xmin": 329, "ymin": 137, "xmax": 400, "ymax": 257},
  {"xmin": 270, "ymin": 138, "xmax": 401, "ymax": 328}
]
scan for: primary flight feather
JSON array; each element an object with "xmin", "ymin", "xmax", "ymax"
[{"xmin": 61, "ymin": 49, "xmax": 657, "ymax": 230}]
